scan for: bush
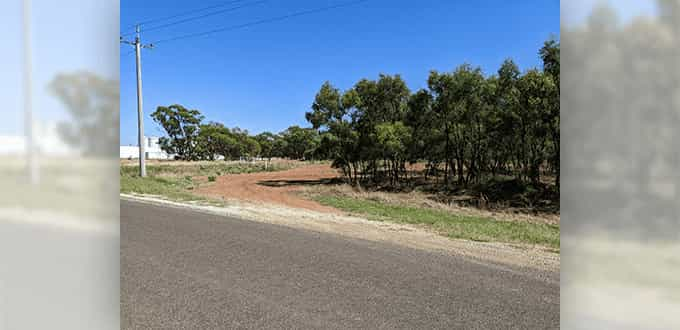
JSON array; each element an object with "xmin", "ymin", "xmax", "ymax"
[{"xmin": 208, "ymin": 176, "xmax": 216, "ymax": 182}]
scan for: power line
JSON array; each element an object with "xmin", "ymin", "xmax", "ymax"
[
  {"xmin": 151, "ymin": 0, "xmax": 369, "ymax": 45},
  {"xmin": 121, "ymin": 0, "xmax": 267, "ymax": 37},
  {"xmin": 120, "ymin": 26, "xmax": 153, "ymax": 177},
  {"xmin": 122, "ymin": 0, "xmax": 249, "ymax": 32}
]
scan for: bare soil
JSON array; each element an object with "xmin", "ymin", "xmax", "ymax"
[
  {"xmin": 196, "ymin": 163, "xmax": 342, "ymax": 213},
  {"xmin": 195, "ymin": 163, "xmax": 558, "ymax": 225}
]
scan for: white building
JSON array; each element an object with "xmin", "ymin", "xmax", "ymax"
[{"xmin": 120, "ymin": 136, "xmax": 174, "ymax": 160}]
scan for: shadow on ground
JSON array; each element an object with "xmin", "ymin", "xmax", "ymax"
[
  {"xmin": 258, "ymin": 175, "xmax": 559, "ymax": 216},
  {"xmin": 257, "ymin": 178, "xmax": 344, "ymax": 187}
]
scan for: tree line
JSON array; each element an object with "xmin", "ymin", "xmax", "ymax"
[
  {"xmin": 150, "ymin": 104, "xmax": 321, "ymax": 164},
  {"xmin": 152, "ymin": 39, "xmax": 558, "ymax": 189},
  {"xmin": 307, "ymin": 39, "xmax": 559, "ymax": 188}
]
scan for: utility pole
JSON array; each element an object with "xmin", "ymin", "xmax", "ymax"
[
  {"xmin": 24, "ymin": 0, "xmax": 38, "ymax": 185},
  {"xmin": 121, "ymin": 25, "xmax": 153, "ymax": 177}
]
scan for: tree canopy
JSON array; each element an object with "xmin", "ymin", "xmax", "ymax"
[{"xmin": 305, "ymin": 39, "xmax": 560, "ymax": 187}]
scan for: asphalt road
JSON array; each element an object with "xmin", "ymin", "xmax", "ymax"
[{"xmin": 121, "ymin": 199, "xmax": 559, "ymax": 329}]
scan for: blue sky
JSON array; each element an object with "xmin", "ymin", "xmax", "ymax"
[{"xmin": 120, "ymin": 0, "xmax": 561, "ymax": 145}]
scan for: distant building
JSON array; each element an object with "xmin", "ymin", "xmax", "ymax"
[{"xmin": 120, "ymin": 136, "xmax": 174, "ymax": 160}]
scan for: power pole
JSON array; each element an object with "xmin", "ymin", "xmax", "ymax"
[
  {"xmin": 121, "ymin": 25, "xmax": 153, "ymax": 177},
  {"xmin": 24, "ymin": 0, "xmax": 38, "ymax": 185}
]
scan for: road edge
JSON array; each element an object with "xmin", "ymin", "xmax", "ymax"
[{"xmin": 121, "ymin": 193, "xmax": 559, "ymax": 282}]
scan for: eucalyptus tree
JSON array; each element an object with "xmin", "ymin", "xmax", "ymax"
[
  {"xmin": 517, "ymin": 69, "xmax": 557, "ymax": 184},
  {"xmin": 428, "ymin": 64, "xmax": 487, "ymax": 185},
  {"xmin": 350, "ymin": 74, "xmax": 411, "ymax": 181},
  {"xmin": 151, "ymin": 104, "xmax": 204, "ymax": 160},
  {"xmin": 196, "ymin": 122, "xmax": 234, "ymax": 161},
  {"xmin": 277, "ymin": 126, "xmax": 320, "ymax": 160},
  {"xmin": 255, "ymin": 132, "xmax": 277, "ymax": 168},
  {"xmin": 405, "ymin": 89, "xmax": 442, "ymax": 178},
  {"xmin": 375, "ymin": 121, "xmax": 412, "ymax": 184},
  {"xmin": 540, "ymin": 39, "xmax": 560, "ymax": 188},
  {"xmin": 306, "ymin": 82, "xmax": 361, "ymax": 181}
]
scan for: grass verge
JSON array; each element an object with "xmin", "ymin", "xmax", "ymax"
[
  {"xmin": 315, "ymin": 195, "xmax": 560, "ymax": 251},
  {"xmin": 120, "ymin": 174, "xmax": 206, "ymax": 202}
]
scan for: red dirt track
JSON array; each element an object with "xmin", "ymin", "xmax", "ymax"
[{"xmin": 196, "ymin": 164, "xmax": 341, "ymax": 213}]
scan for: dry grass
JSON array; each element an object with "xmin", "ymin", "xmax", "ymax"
[
  {"xmin": 302, "ymin": 184, "xmax": 559, "ymax": 226},
  {"xmin": 120, "ymin": 158, "xmax": 305, "ymax": 168}
]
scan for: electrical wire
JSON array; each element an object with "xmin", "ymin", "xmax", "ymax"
[
  {"xmin": 121, "ymin": 0, "xmax": 267, "ymax": 37},
  {"xmin": 150, "ymin": 0, "xmax": 369, "ymax": 45},
  {"xmin": 122, "ymin": 0, "xmax": 249, "ymax": 32}
]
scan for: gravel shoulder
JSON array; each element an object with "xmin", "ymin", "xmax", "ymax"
[{"xmin": 121, "ymin": 193, "xmax": 559, "ymax": 279}]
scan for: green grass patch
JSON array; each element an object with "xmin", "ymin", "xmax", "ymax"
[
  {"xmin": 120, "ymin": 173, "xmax": 205, "ymax": 202},
  {"xmin": 315, "ymin": 195, "xmax": 559, "ymax": 250}
]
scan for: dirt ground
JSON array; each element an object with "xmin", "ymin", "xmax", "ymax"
[
  {"xmin": 195, "ymin": 163, "xmax": 558, "ymax": 225},
  {"xmin": 196, "ymin": 164, "xmax": 342, "ymax": 213}
]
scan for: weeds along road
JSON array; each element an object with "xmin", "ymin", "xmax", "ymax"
[{"xmin": 121, "ymin": 200, "xmax": 559, "ymax": 329}]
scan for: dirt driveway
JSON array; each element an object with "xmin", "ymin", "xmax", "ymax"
[{"xmin": 196, "ymin": 164, "xmax": 341, "ymax": 213}]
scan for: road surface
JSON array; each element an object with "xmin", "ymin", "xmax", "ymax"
[{"xmin": 121, "ymin": 200, "xmax": 559, "ymax": 329}]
